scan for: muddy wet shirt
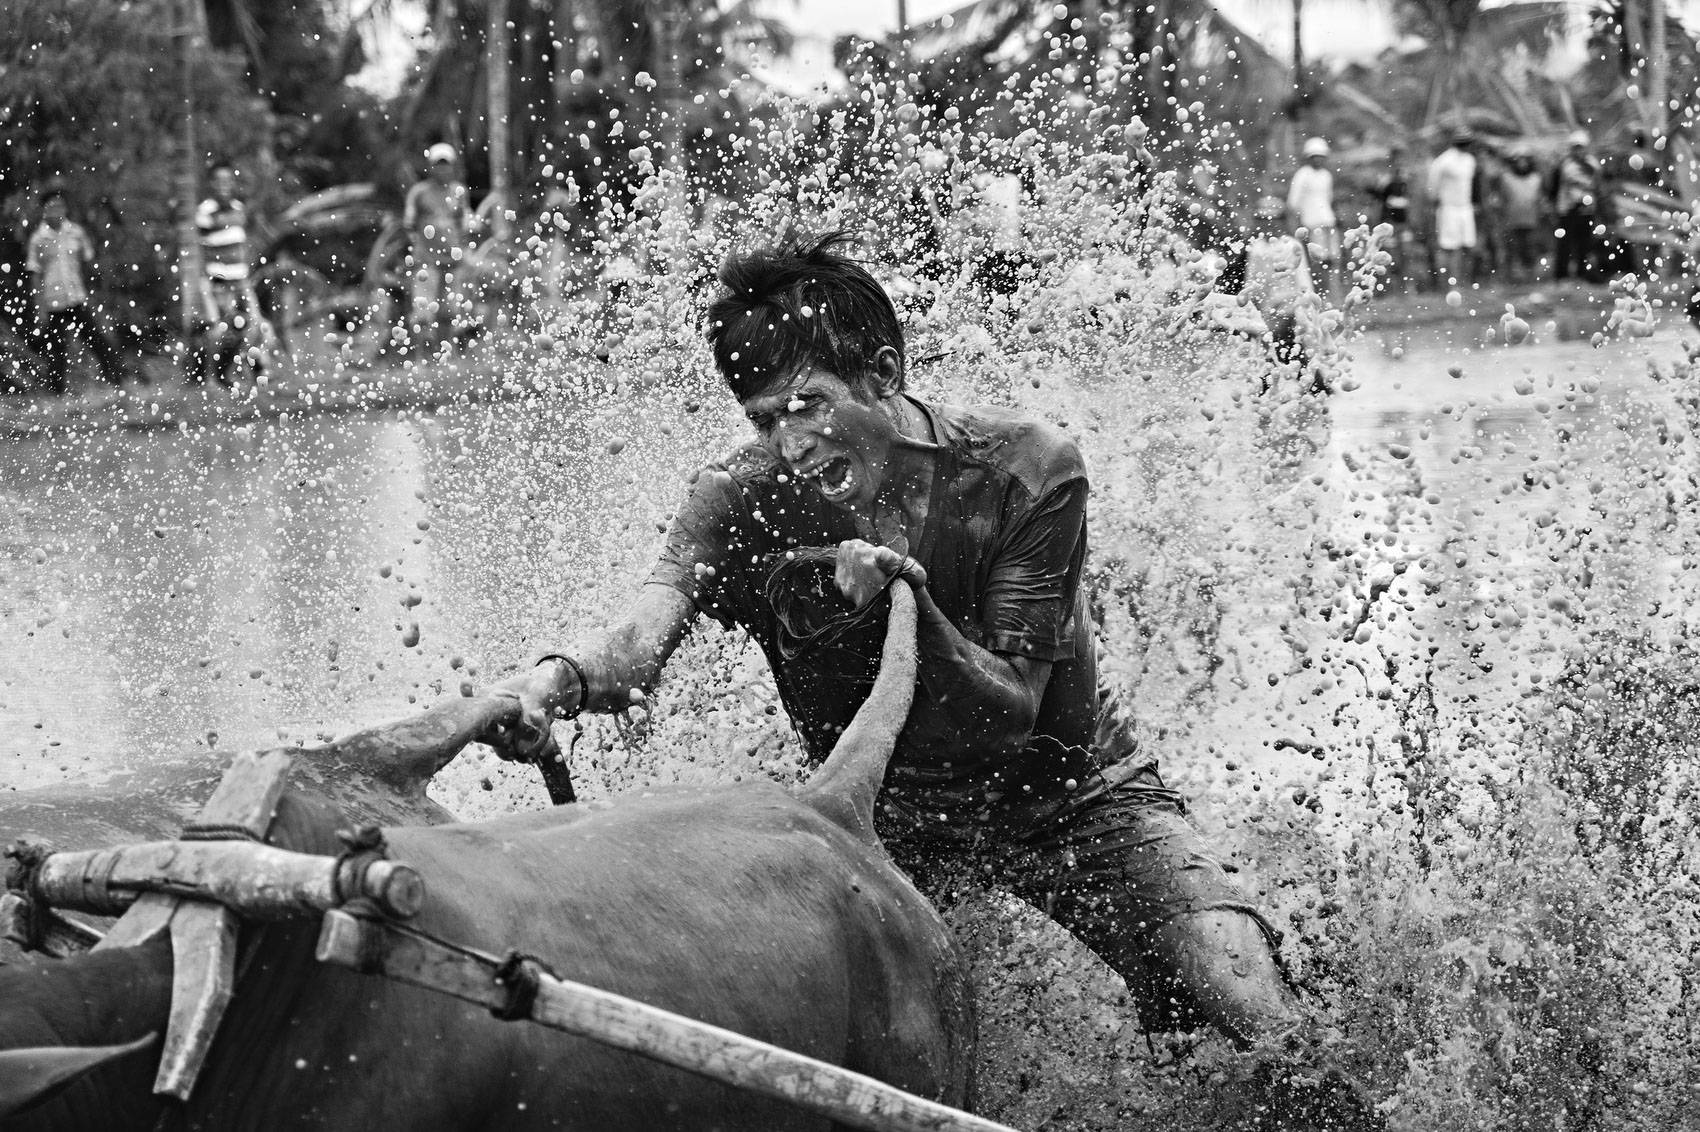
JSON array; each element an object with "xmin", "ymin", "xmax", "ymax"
[{"xmin": 650, "ymin": 397, "xmax": 1137, "ymax": 821}]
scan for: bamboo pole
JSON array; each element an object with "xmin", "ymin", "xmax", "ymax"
[{"xmin": 317, "ymin": 910, "xmax": 1019, "ymax": 1132}]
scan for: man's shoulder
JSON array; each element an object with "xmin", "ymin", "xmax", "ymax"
[{"xmin": 930, "ymin": 400, "xmax": 1085, "ymax": 497}]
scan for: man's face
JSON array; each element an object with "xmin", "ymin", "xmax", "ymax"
[
  {"xmin": 211, "ymin": 169, "xmax": 236, "ymax": 202},
  {"xmin": 430, "ymin": 160, "xmax": 455, "ymax": 184},
  {"xmin": 41, "ymin": 197, "xmax": 66, "ymax": 225},
  {"xmin": 741, "ymin": 366, "xmax": 902, "ymax": 513},
  {"xmin": 1307, "ymin": 154, "xmax": 1326, "ymax": 169}
]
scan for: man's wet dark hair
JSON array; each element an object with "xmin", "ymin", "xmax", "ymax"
[{"xmin": 704, "ymin": 231, "xmax": 904, "ymax": 402}]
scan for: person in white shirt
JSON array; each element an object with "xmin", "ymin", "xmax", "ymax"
[
  {"xmin": 1427, "ymin": 132, "xmax": 1478, "ymax": 286},
  {"xmin": 24, "ymin": 189, "xmax": 129, "ymax": 395},
  {"xmin": 1287, "ymin": 137, "xmax": 1337, "ymax": 298}
]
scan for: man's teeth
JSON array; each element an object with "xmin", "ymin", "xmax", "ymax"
[{"xmin": 812, "ymin": 460, "xmax": 852, "ymax": 494}]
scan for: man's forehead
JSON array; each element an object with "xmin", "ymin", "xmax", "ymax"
[{"xmin": 740, "ymin": 367, "xmax": 839, "ymax": 411}]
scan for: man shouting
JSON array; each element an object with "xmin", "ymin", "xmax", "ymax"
[{"xmin": 494, "ymin": 232, "xmax": 1378, "ymax": 1128}]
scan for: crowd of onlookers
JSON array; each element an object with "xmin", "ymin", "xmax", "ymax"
[
  {"xmin": 5, "ymin": 143, "xmax": 499, "ymax": 399},
  {"xmin": 6, "ymin": 123, "xmax": 1687, "ymax": 400},
  {"xmin": 1283, "ymin": 127, "xmax": 1676, "ymax": 297}
]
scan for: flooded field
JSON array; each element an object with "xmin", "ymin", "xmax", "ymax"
[{"xmin": 4, "ymin": 300, "xmax": 1697, "ymax": 1126}]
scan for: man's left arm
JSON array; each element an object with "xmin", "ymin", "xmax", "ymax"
[
  {"xmin": 837, "ymin": 475, "xmax": 1086, "ymax": 756},
  {"xmin": 838, "ymin": 539, "xmax": 1051, "ymax": 756}
]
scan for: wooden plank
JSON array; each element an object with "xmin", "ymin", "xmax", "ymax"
[
  {"xmin": 191, "ymin": 750, "xmax": 294, "ymax": 838},
  {"xmin": 315, "ymin": 911, "xmax": 1016, "ymax": 1132},
  {"xmin": 94, "ymin": 893, "xmax": 176, "ymax": 951},
  {"xmin": 93, "ymin": 750, "xmax": 293, "ymax": 956},
  {"xmin": 156, "ymin": 903, "xmax": 237, "ymax": 1100}
]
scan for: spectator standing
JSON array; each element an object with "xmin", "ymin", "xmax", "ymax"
[
  {"xmin": 1218, "ymin": 195, "xmax": 1323, "ymax": 390},
  {"xmin": 24, "ymin": 190, "xmax": 128, "ymax": 395},
  {"xmin": 1426, "ymin": 131, "xmax": 1478, "ymax": 286},
  {"xmin": 194, "ymin": 162, "xmax": 263, "ymax": 385},
  {"xmin": 1372, "ymin": 145, "xmax": 1417, "ymax": 291},
  {"xmin": 1287, "ymin": 137, "xmax": 1338, "ymax": 298},
  {"xmin": 1552, "ymin": 131, "xmax": 1601, "ymax": 282},
  {"xmin": 1495, "ymin": 152, "xmax": 1546, "ymax": 282},
  {"xmin": 1615, "ymin": 129, "xmax": 1665, "ymax": 277},
  {"xmin": 403, "ymin": 143, "xmax": 476, "ymax": 351}
]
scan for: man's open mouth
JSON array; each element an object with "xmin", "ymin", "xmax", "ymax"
[{"xmin": 806, "ymin": 456, "xmax": 856, "ymax": 501}]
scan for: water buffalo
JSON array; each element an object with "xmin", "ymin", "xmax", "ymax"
[{"xmin": 1, "ymin": 584, "xmax": 976, "ymax": 1129}]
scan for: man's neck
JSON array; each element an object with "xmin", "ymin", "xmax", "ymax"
[{"xmin": 861, "ymin": 395, "xmax": 935, "ymax": 553}]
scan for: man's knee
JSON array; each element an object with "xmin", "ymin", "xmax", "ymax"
[{"xmin": 1146, "ymin": 908, "xmax": 1299, "ymax": 1046}]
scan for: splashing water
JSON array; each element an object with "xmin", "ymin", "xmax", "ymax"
[{"xmin": 4, "ymin": 67, "xmax": 1700, "ymax": 1131}]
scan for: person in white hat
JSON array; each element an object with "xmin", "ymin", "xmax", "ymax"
[
  {"xmin": 403, "ymin": 143, "xmax": 475, "ymax": 351},
  {"xmin": 1287, "ymin": 137, "xmax": 1338, "ymax": 297}
]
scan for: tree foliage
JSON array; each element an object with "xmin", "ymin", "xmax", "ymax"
[{"xmin": 0, "ymin": 0, "xmax": 270, "ymax": 328}]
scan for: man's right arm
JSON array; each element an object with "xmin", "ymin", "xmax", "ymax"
[
  {"xmin": 489, "ymin": 460, "xmax": 745, "ymax": 757},
  {"xmin": 490, "ymin": 582, "xmax": 697, "ymax": 756}
]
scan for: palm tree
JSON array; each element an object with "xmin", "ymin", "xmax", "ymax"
[
  {"xmin": 175, "ymin": 0, "xmax": 213, "ymax": 331},
  {"xmin": 398, "ymin": 0, "xmax": 791, "ymax": 211}
]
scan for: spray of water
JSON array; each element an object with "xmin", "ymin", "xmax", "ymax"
[{"xmin": 4, "ymin": 53, "xmax": 1699, "ymax": 1131}]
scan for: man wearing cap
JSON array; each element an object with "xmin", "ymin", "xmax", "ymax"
[
  {"xmin": 404, "ymin": 143, "xmax": 475, "ymax": 351},
  {"xmin": 1427, "ymin": 132, "xmax": 1478, "ymax": 287},
  {"xmin": 1551, "ymin": 131, "xmax": 1600, "ymax": 283},
  {"xmin": 1287, "ymin": 138, "xmax": 1337, "ymax": 298},
  {"xmin": 489, "ymin": 232, "xmax": 1385, "ymax": 1129}
]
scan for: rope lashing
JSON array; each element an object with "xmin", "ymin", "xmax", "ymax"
[
  {"xmin": 181, "ymin": 822, "xmax": 265, "ymax": 843},
  {"xmin": 763, "ymin": 547, "xmax": 906, "ymax": 662},
  {"xmin": 333, "ymin": 826, "xmax": 404, "ymax": 908},
  {"xmin": 3, "ymin": 840, "xmax": 54, "ymax": 952},
  {"xmin": 492, "ymin": 950, "xmax": 559, "ymax": 1021}
]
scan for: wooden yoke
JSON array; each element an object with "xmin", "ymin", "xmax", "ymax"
[{"xmin": 97, "ymin": 750, "xmax": 293, "ymax": 1100}]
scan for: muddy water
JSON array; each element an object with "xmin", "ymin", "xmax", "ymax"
[
  {"xmin": 1167, "ymin": 326, "xmax": 1692, "ymax": 809},
  {"xmin": 0, "ymin": 326, "xmax": 1688, "ymax": 808},
  {"xmin": 3, "ymin": 320, "xmax": 1696, "ymax": 1128}
]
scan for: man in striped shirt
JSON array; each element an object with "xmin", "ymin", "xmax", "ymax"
[{"xmin": 193, "ymin": 162, "xmax": 262, "ymax": 385}]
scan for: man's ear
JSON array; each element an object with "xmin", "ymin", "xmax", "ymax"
[{"xmin": 870, "ymin": 347, "xmax": 904, "ymax": 398}]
